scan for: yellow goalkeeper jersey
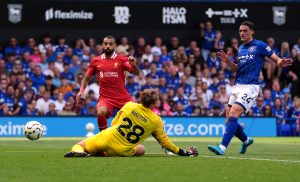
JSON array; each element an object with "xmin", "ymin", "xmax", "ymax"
[{"xmin": 108, "ymin": 101, "xmax": 180, "ymax": 154}]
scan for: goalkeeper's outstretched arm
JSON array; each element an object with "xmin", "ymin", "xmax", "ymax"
[{"xmin": 152, "ymin": 123, "xmax": 198, "ymax": 156}]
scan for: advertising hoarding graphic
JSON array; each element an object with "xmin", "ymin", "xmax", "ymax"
[
  {"xmin": 1, "ymin": 2, "xmax": 299, "ymax": 29},
  {"xmin": 7, "ymin": 4, "xmax": 23, "ymax": 23},
  {"xmin": 162, "ymin": 7, "xmax": 187, "ymax": 24},
  {"xmin": 113, "ymin": 6, "xmax": 130, "ymax": 24},
  {"xmin": 45, "ymin": 8, "xmax": 94, "ymax": 21},
  {"xmin": 272, "ymin": 6, "xmax": 287, "ymax": 26},
  {"xmin": 0, "ymin": 117, "xmax": 276, "ymax": 137},
  {"xmin": 205, "ymin": 8, "xmax": 248, "ymax": 24}
]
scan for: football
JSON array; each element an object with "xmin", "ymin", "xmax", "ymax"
[{"xmin": 24, "ymin": 121, "xmax": 43, "ymax": 140}]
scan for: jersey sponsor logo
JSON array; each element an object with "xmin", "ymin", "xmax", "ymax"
[
  {"xmin": 162, "ymin": 7, "xmax": 187, "ymax": 24},
  {"xmin": 99, "ymin": 71, "xmax": 119, "ymax": 78},
  {"xmin": 205, "ymin": 8, "xmax": 248, "ymax": 24},
  {"xmin": 272, "ymin": 6, "xmax": 287, "ymax": 26},
  {"xmin": 113, "ymin": 6, "xmax": 130, "ymax": 24},
  {"xmin": 238, "ymin": 54, "xmax": 254, "ymax": 62},
  {"xmin": 45, "ymin": 8, "xmax": 94, "ymax": 21},
  {"xmin": 248, "ymin": 46, "xmax": 257, "ymax": 53},
  {"xmin": 7, "ymin": 4, "xmax": 23, "ymax": 23}
]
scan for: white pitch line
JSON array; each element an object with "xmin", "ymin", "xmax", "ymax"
[
  {"xmin": 146, "ymin": 153, "xmax": 300, "ymax": 163},
  {"xmin": 3, "ymin": 151, "xmax": 300, "ymax": 163},
  {"xmin": 200, "ymin": 155, "xmax": 300, "ymax": 163},
  {"xmin": 4, "ymin": 151, "xmax": 44, "ymax": 153}
]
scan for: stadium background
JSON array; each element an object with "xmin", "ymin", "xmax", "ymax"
[{"xmin": 1, "ymin": 0, "xmax": 300, "ymax": 137}]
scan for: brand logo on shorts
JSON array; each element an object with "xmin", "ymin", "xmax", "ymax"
[
  {"xmin": 272, "ymin": 6, "xmax": 287, "ymax": 26},
  {"xmin": 113, "ymin": 6, "xmax": 130, "ymax": 24},
  {"xmin": 100, "ymin": 71, "xmax": 103, "ymax": 78},
  {"xmin": 7, "ymin": 4, "xmax": 23, "ymax": 23}
]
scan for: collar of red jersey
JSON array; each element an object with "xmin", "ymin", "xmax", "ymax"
[{"xmin": 101, "ymin": 52, "xmax": 117, "ymax": 59}]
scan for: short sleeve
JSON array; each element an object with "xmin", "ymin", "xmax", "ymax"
[
  {"xmin": 122, "ymin": 57, "xmax": 133, "ymax": 72},
  {"xmin": 259, "ymin": 41, "xmax": 274, "ymax": 58}
]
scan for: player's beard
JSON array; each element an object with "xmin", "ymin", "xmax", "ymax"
[{"xmin": 104, "ymin": 48, "xmax": 114, "ymax": 56}]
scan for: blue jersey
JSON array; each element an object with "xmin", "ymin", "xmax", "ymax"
[
  {"xmin": 252, "ymin": 106, "xmax": 264, "ymax": 116},
  {"xmin": 166, "ymin": 74, "xmax": 180, "ymax": 89},
  {"xmin": 236, "ymin": 39, "xmax": 274, "ymax": 85},
  {"xmin": 126, "ymin": 82, "xmax": 140, "ymax": 97},
  {"xmin": 60, "ymin": 71, "xmax": 74, "ymax": 81},
  {"xmin": 289, "ymin": 107, "xmax": 300, "ymax": 119},
  {"xmin": 202, "ymin": 30, "xmax": 216, "ymax": 50},
  {"xmin": 272, "ymin": 106, "xmax": 286, "ymax": 122},
  {"xmin": 73, "ymin": 48, "xmax": 83, "ymax": 58},
  {"xmin": 175, "ymin": 84, "xmax": 193, "ymax": 97},
  {"xmin": 173, "ymin": 96, "xmax": 189, "ymax": 108}
]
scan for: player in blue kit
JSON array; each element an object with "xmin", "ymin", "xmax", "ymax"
[{"xmin": 208, "ymin": 21, "xmax": 293, "ymax": 155}]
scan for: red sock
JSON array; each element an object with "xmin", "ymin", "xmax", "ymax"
[{"xmin": 97, "ymin": 115, "xmax": 108, "ymax": 131}]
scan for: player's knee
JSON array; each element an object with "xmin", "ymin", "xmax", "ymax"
[
  {"xmin": 134, "ymin": 145, "xmax": 145, "ymax": 156},
  {"xmin": 97, "ymin": 107, "xmax": 107, "ymax": 116},
  {"xmin": 229, "ymin": 104, "xmax": 244, "ymax": 118}
]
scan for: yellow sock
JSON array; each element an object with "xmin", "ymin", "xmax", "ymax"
[{"xmin": 71, "ymin": 144, "xmax": 84, "ymax": 153}]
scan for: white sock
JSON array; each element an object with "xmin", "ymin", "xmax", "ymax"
[
  {"xmin": 219, "ymin": 144, "xmax": 226, "ymax": 152},
  {"xmin": 244, "ymin": 137, "xmax": 250, "ymax": 145}
]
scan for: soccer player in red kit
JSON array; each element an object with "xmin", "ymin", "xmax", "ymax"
[{"xmin": 76, "ymin": 36, "xmax": 140, "ymax": 131}]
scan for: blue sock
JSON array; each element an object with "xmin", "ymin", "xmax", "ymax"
[
  {"xmin": 235, "ymin": 123, "xmax": 248, "ymax": 143},
  {"xmin": 221, "ymin": 116, "xmax": 238, "ymax": 147}
]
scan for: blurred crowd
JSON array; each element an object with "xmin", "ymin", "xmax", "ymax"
[{"xmin": 0, "ymin": 21, "xmax": 300, "ymax": 136}]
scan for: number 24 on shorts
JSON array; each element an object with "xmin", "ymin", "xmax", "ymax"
[
  {"xmin": 241, "ymin": 93, "xmax": 252, "ymax": 104},
  {"xmin": 117, "ymin": 117, "xmax": 145, "ymax": 144}
]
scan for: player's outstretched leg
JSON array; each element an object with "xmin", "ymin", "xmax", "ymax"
[
  {"xmin": 240, "ymin": 137, "xmax": 254, "ymax": 154},
  {"xmin": 208, "ymin": 116, "xmax": 238, "ymax": 155},
  {"xmin": 235, "ymin": 123, "xmax": 254, "ymax": 154},
  {"xmin": 64, "ymin": 144, "xmax": 91, "ymax": 158}
]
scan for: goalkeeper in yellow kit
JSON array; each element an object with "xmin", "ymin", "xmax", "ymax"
[{"xmin": 64, "ymin": 89, "xmax": 198, "ymax": 157}]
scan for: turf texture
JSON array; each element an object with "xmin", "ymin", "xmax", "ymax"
[{"xmin": 0, "ymin": 137, "xmax": 300, "ymax": 182}]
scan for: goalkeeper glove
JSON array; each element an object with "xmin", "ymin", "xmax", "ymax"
[{"xmin": 178, "ymin": 146, "xmax": 198, "ymax": 157}]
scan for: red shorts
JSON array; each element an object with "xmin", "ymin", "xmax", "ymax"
[{"xmin": 97, "ymin": 97, "xmax": 132, "ymax": 118}]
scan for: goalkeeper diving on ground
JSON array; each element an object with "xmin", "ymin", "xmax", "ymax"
[{"xmin": 64, "ymin": 89, "xmax": 198, "ymax": 157}]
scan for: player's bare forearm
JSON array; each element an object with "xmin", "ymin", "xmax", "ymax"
[
  {"xmin": 80, "ymin": 74, "xmax": 91, "ymax": 92},
  {"xmin": 217, "ymin": 50, "xmax": 238, "ymax": 72},
  {"xmin": 224, "ymin": 60, "xmax": 238, "ymax": 72},
  {"xmin": 128, "ymin": 56, "xmax": 140, "ymax": 75},
  {"xmin": 270, "ymin": 53, "xmax": 293, "ymax": 68},
  {"xmin": 130, "ymin": 64, "xmax": 140, "ymax": 75}
]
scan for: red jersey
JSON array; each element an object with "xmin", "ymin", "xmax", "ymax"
[{"xmin": 86, "ymin": 52, "xmax": 132, "ymax": 101}]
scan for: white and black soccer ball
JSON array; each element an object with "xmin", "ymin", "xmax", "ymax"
[{"xmin": 24, "ymin": 121, "xmax": 43, "ymax": 140}]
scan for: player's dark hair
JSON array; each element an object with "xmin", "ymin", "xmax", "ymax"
[
  {"xmin": 240, "ymin": 21, "xmax": 255, "ymax": 30},
  {"xmin": 141, "ymin": 89, "xmax": 158, "ymax": 108},
  {"xmin": 104, "ymin": 35, "xmax": 116, "ymax": 42}
]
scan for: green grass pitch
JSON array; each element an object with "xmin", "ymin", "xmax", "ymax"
[{"xmin": 1, "ymin": 137, "xmax": 300, "ymax": 182}]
